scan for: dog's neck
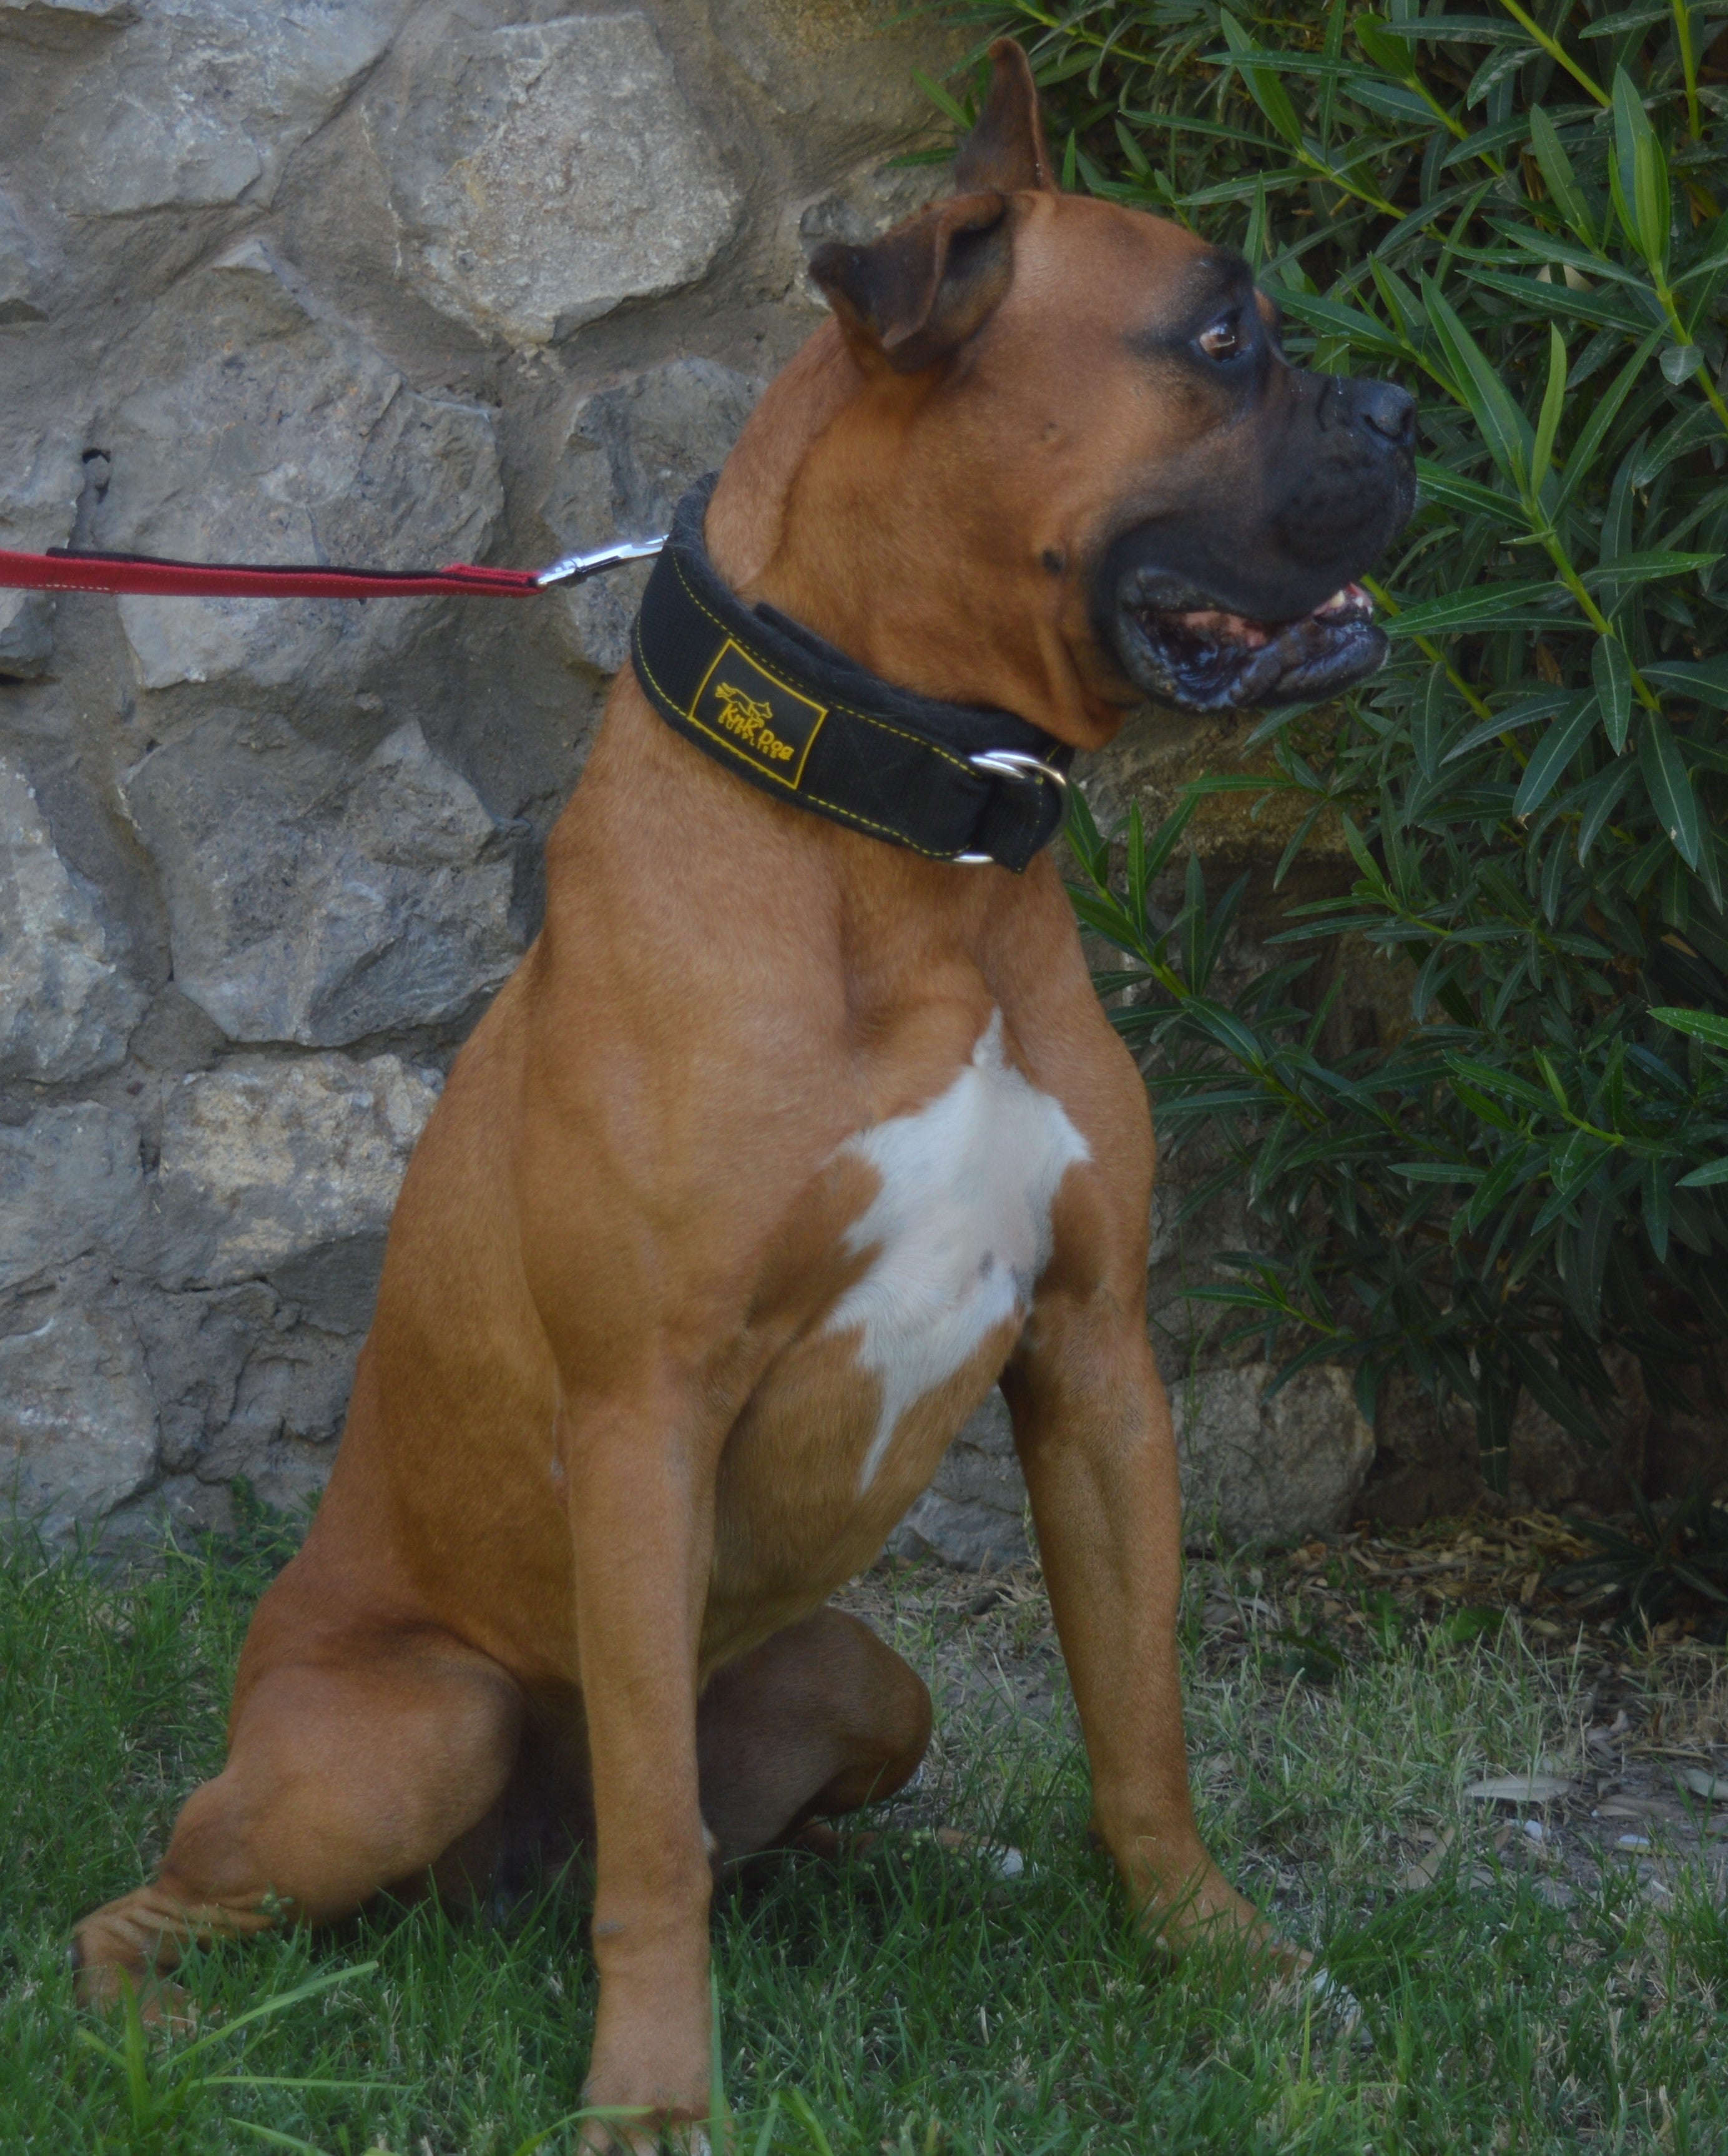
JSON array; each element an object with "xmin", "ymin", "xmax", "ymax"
[{"xmin": 705, "ymin": 323, "xmax": 1129, "ymax": 754}]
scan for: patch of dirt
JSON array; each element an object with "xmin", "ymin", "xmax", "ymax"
[
  {"xmin": 837, "ymin": 1557, "xmax": 1068, "ymax": 1733},
  {"xmin": 836, "ymin": 1512, "xmax": 1728, "ymax": 1898}
]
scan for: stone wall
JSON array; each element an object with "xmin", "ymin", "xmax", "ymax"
[
  {"xmin": 0, "ymin": 0, "xmax": 970, "ymax": 1545},
  {"xmin": 0, "ymin": 0, "xmax": 1514, "ymax": 1562}
]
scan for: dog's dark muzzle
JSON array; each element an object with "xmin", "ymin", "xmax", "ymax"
[{"xmin": 1097, "ymin": 370, "xmax": 1416, "ymax": 714}]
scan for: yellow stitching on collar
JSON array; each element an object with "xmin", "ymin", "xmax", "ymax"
[
  {"xmin": 667, "ymin": 553, "xmax": 976, "ymax": 777},
  {"xmin": 631, "ymin": 626, "xmax": 953, "ymax": 859}
]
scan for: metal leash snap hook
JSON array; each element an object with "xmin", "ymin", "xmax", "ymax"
[
  {"xmin": 954, "ymin": 747, "xmax": 1071, "ymax": 864},
  {"xmin": 534, "ymin": 533, "xmax": 668, "ymax": 589}
]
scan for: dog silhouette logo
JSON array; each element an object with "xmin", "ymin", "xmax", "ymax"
[
  {"xmin": 712, "ymin": 682, "xmax": 790, "ymax": 759},
  {"xmin": 689, "ymin": 641, "xmax": 827, "ymax": 788}
]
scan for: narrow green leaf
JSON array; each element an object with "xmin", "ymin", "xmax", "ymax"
[
  {"xmin": 1555, "ymin": 330, "xmax": 1664, "ymax": 515},
  {"xmin": 912, "ymin": 70, "xmax": 971, "ymax": 129},
  {"xmin": 1513, "ymin": 698, "xmax": 1599, "ymax": 817},
  {"xmin": 1337, "ymin": 813, "xmax": 1387, "ymax": 890},
  {"xmin": 1387, "ymin": 581, "xmax": 1571, "ymax": 636},
  {"xmin": 1423, "ymin": 275, "xmax": 1533, "ymax": 487},
  {"xmin": 1564, "ymin": 1195, "xmax": 1614, "ymax": 1332},
  {"xmin": 1639, "ymin": 712, "xmax": 1704, "ymax": 867},
  {"xmin": 1593, "ymin": 637, "xmax": 1633, "ymax": 753},
  {"xmin": 1635, "ymin": 402, "xmax": 1725, "ymax": 487},
  {"xmin": 1642, "ymin": 659, "xmax": 1728, "ymax": 710},
  {"xmin": 1467, "ymin": 1146, "xmax": 1541, "ymax": 1228},
  {"xmin": 1275, "ymin": 287, "xmax": 1411, "ymax": 359},
  {"xmin": 1469, "ymin": 265, "xmax": 1662, "ymax": 338},
  {"xmin": 1528, "ymin": 104, "xmax": 1595, "ymax": 243},
  {"xmin": 1610, "ymin": 67, "xmax": 1671, "ymax": 276},
  {"xmin": 1356, "ymin": 11, "xmax": 1416, "ymax": 76},
  {"xmin": 1534, "ymin": 1050, "xmax": 1571, "ymax": 1111},
  {"xmin": 1531, "ymin": 323, "xmax": 1568, "ymax": 491},
  {"xmin": 1582, "ymin": 549, "xmax": 1722, "ymax": 589},
  {"xmin": 1416, "ymin": 667, "xmax": 1447, "ymax": 780},
  {"xmin": 1679, "ymin": 1159, "xmax": 1728, "ymax": 1187},
  {"xmin": 1142, "ymin": 796, "xmax": 1202, "ymax": 884},
  {"xmin": 1186, "ymin": 998, "xmax": 1271, "ymax": 1068},
  {"xmin": 1578, "ymin": 757, "xmax": 1639, "ymax": 857},
  {"xmin": 1649, "ymin": 1005, "xmax": 1728, "ymax": 1047},
  {"xmin": 1415, "ymin": 457, "xmax": 1524, "ymax": 525},
  {"xmin": 1448, "ymin": 1059, "xmax": 1554, "ymax": 1112},
  {"xmin": 1220, "ymin": 15, "xmax": 1305, "ymax": 148}
]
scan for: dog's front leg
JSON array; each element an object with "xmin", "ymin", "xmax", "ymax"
[
  {"xmin": 565, "ymin": 1387, "xmax": 717, "ymax": 2149},
  {"xmin": 1003, "ymin": 1300, "xmax": 1275, "ymax": 1959}
]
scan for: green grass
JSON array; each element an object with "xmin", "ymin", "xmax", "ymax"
[{"xmin": 4, "ymin": 1518, "xmax": 1727, "ymax": 2153}]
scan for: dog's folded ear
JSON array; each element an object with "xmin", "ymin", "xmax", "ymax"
[
  {"xmin": 809, "ymin": 192, "xmax": 1012, "ymax": 375},
  {"xmin": 955, "ymin": 39, "xmax": 1056, "ymax": 195},
  {"xmin": 807, "ymin": 40, "xmax": 1052, "ymax": 375}
]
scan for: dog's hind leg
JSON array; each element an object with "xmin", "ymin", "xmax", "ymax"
[
  {"xmin": 72, "ymin": 1620, "xmax": 522, "ymax": 2017},
  {"xmin": 696, "ymin": 1607, "xmax": 931, "ymax": 1863}
]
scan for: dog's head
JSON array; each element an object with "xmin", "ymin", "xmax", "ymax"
[{"xmin": 776, "ymin": 42, "xmax": 1414, "ymax": 735}]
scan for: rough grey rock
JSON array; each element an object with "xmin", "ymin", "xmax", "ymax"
[
  {"xmin": 209, "ymin": 1322, "xmax": 355, "ymax": 1461},
  {"xmin": 891, "ymin": 1358, "xmax": 1377, "ymax": 1569},
  {"xmin": 124, "ymin": 715, "xmax": 519, "ymax": 1046},
  {"xmin": 0, "ymin": 757, "xmax": 146, "ymax": 1081},
  {"xmin": 0, "ymin": 598, "xmax": 56, "ymax": 682},
  {"xmin": 0, "ymin": 428, "xmax": 81, "ymax": 677},
  {"xmin": 0, "ymin": 1282, "xmax": 157, "ymax": 1547},
  {"xmin": 48, "ymin": 0, "xmax": 408, "ymax": 215},
  {"xmin": 1173, "ymin": 1362, "xmax": 1375, "ymax": 1545},
  {"xmin": 0, "ymin": 1103, "xmax": 144, "ymax": 1293},
  {"xmin": 373, "ymin": 13, "xmax": 741, "ymax": 347},
  {"xmin": 890, "ymin": 1389, "xmax": 1028, "ymax": 1570},
  {"xmin": 544, "ymin": 359, "xmax": 762, "ymax": 673},
  {"xmin": 780, "ymin": 162, "xmax": 948, "ymax": 310},
  {"xmin": 134, "ymin": 1281, "xmax": 277, "ymax": 1474},
  {"xmin": 151, "ymin": 1051, "xmax": 439, "ymax": 1294},
  {"xmin": 0, "ymin": 187, "xmax": 52, "ymax": 324},
  {"xmin": 98, "ymin": 240, "xmax": 501, "ymax": 693},
  {"xmin": 710, "ymin": 0, "xmax": 953, "ymax": 133},
  {"xmin": 1, "ymin": 0, "xmax": 139, "ymax": 17},
  {"xmin": 133, "ymin": 1281, "xmax": 356, "ymax": 1497}
]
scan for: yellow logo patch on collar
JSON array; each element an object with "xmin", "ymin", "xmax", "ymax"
[{"xmin": 688, "ymin": 639, "xmax": 827, "ymax": 789}]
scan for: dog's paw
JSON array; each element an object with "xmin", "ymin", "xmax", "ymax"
[{"xmin": 69, "ymin": 1948, "xmax": 197, "ymax": 2034}]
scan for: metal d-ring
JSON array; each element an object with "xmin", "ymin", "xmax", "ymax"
[
  {"xmin": 968, "ymin": 747, "xmax": 1070, "ymax": 790},
  {"xmin": 954, "ymin": 747, "xmax": 1070, "ymax": 864}
]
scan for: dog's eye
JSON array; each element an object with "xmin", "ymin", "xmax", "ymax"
[{"xmin": 1198, "ymin": 318, "xmax": 1242, "ymax": 362}]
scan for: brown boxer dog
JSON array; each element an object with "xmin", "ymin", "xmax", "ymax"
[{"xmin": 74, "ymin": 42, "xmax": 1413, "ymax": 2144}]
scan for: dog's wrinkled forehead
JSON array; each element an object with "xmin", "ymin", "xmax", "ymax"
[{"xmin": 1126, "ymin": 249, "xmax": 1260, "ymax": 352}]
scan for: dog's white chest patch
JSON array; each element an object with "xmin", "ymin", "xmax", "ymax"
[{"xmin": 825, "ymin": 1012, "xmax": 1089, "ymax": 1490}]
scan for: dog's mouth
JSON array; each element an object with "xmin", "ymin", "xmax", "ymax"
[{"xmin": 1111, "ymin": 567, "xmax": 1387, "ymax": 714}]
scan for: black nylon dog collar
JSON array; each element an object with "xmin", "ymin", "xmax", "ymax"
[{"xmin": 629, "ymin": 476, "xmax": 1071, "ymax": 872}]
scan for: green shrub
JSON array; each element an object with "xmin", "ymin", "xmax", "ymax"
[{"xmin": 920, "ymin": 1, "xmax": 1728, "ymax": 1489}]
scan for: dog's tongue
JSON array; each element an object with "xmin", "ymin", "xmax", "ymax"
[
  {"xmin": 1169, "ymin": 606, "xmax": 1272, "ymax": 649},
  {"xmin": 1171, "ymin": 583, "xmax": 1372, "ymax": 649}
]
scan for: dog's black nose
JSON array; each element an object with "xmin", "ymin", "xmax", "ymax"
[{"xmin": 1351, "ymin": 378, "xmax": 1415, "ymax": 450}]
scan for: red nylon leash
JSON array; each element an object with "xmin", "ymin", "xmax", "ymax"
[{"xmin": 0, "ymin": 533, "xmax": 665, "ymax": 601}]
